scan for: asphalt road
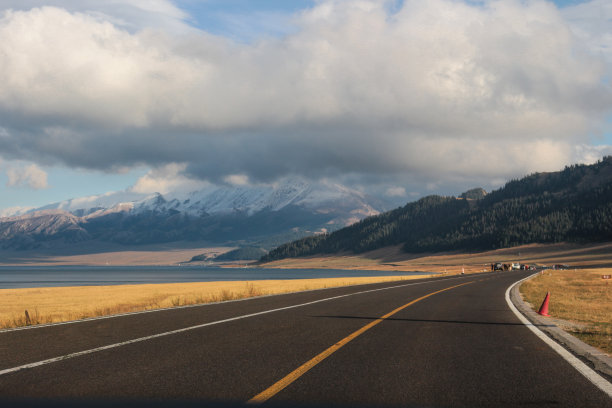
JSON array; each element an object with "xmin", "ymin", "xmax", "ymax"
[{"xmin": 0, "ymin": 271, "xmax": 611, "ymax": 407}]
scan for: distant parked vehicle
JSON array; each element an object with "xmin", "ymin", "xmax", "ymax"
[
  {"xmin": 511, "ymin": 263, "xmax": 520, "ymax": 270},
  {"xmin": 492, "ymin": 262, "xmax": 504, "ymax": 271},
  {"xmin": 552, "ymin": 264, "xmax": 569, "ymax": 270}
]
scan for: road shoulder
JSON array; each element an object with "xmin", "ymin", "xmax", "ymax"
[{"xmin": 510, "ymin": 274, "xmax": 612, "ymax": 382}]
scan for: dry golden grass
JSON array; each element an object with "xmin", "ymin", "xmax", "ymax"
[
  {"xmin": 0, "ymin": 274, "xmax": 432, "ymax": 329},
  {"xmin": 261, "ymin": 242, "xmax": 612, "ymax": 275},
  {"xmin": 260, "ymin": 246, "xmax": 489, "ymax": 274},
  {"xmin": 520, "ymin": 268, "xmax": 612, "ymax": 355}
]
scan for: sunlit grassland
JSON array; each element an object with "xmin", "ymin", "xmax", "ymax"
[
  {"xmin": 520, "ymin": 268, "xmax": 612, "ymax": 355},
  {"xmin": 260, "ymin": 242, "xmax": 612, "ymax": 273},
  {"xmin": 0, "ymin": 274, "xmax": 432, "ymax": 329}
]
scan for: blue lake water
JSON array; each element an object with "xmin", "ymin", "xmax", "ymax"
[{"xmin": 0, "ymin": 266, "xmax": 428, "ymax": 289}]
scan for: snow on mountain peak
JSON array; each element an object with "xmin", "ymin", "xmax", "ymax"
[
  {"xmin": 36, "ymin": 191, "xmax": 150, "ymax": 217},
  {"xmin": 0, "ymin": 206, "xmax": 34, "ymax": 218},
  {"xmin": 7, "ymin": 177, "xmax": 382, "ymax": 223},
  {"xmin": 0, "ymin": 178, "xmax": 390, "ymax": 249}
]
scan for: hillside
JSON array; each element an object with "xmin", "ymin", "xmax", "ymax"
[
  {"xmin": 261, "ymin": 157, "xmax": 612, "ymax": 261},
  {"xmin": 0, "ymin": 178, "xmax": 385, "ymax": 250}
]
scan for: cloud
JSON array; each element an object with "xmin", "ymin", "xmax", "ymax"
[
  {"xmin": 6, "ymin": 164, "xmax": 49, "ymax": 189},
  {"xmin": 562, "ymin": 0, "xmax": 612, "ymax": 62},
  {"xmin": 573, "ymin": 143, "xmax": 612, "ymax": 164},
  {"xmin": 0, "ymin": 0, "xmax": 191, "ymax": 33},
  {"xmin": 129, "ymin": 163, "xmax": 209, "ymax": 194},
  {"xmin": 0, "ymin": 0, "xmax": 610, "ymax": 194},
  {"xmin": 223, "ymin": 174, "xmax": 250, "ymax": 186},
  {"xmin": 385, "ymin": 186, "xmax": 406, "ymax": 197}
]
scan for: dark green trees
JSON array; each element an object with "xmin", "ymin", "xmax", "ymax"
[{"xmin": 261, "ymin": 157, "xmax": 612, "ymax": 262}]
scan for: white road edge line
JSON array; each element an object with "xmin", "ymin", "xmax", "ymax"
[
  {"xmin": 0, "ymin": 275, "xmax": 469, "ymax": 377},
  {"xmin": 505, "ymin": 275, "xmax": 612, "ymax": 398}
]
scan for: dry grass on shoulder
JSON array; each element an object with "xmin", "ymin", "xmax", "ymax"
[
  {"xmin": 520, "ymin": 268, "xmax": 612, "ymax": 355},
  {"xmin": 0, "ymin": 275, "xmax": 430, "ymax": 329}
]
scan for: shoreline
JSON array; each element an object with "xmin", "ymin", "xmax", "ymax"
[
  {"xmin": 0, "ymin": 273, "xmax": 441, "ymax": 330},
  {"xmin": 0, "ymin": 242, "xmax": 235, "ymax": 267},
  {"xmin": 0, "ymin": 266, "xmax": 434, "ymax": 290},
  {"xmin": 1, "ymin": 241, "xmax": 611, "ymax": 270}
]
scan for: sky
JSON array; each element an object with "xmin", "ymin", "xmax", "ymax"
[{"xmin": 1, "ymin": 0, "xmax": 612, "ymax": 213}]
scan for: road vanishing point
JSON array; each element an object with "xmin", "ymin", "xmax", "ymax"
[{"xmin": 0, "ymin": 270, "xmax": 611, "ymax": 407}]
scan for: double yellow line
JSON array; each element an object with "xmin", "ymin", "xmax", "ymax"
[{"xmin": 248, "ymin": 280, "xmax": 474, "ymax": 404}]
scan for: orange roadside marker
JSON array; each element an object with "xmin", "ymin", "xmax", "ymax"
[{"xmin": 537, "ymin": 292, "xmax": 550, "ymax": 317}]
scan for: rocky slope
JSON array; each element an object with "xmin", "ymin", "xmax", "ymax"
[{"xmin": 0, "ymin": 178, "xmax": 385, "ymax": 249}]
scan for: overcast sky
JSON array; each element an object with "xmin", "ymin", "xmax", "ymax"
[{"xmin": 1, "ymin": 0, "xmax": 611, "ymax": 212}]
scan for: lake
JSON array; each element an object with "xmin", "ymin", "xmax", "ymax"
[{"xmin": 0, "ymin": 265, "xmax": 429, "ymax": 289}]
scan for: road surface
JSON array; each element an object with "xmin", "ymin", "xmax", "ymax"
[{"xmin": 0, "ymin": 270, "xmax": 610, "ymax": 407}]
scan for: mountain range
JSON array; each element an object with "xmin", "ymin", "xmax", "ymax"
[
  {"xmin": 262, "ymin": 157, "xmax": 612, "ymax": 261},
  {"xmin": 0, "ymin": 178, "xmax": 386, "ymax": 250}
]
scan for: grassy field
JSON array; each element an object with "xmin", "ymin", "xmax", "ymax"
[
  {"xmin": 0, "ymin": 274, "xmax": 432, "ymax": 329},
  {"xmin": 261, "ymin": 242, "xmax": 612, "ymax": 272},
  {"xmin": 520, "ymin": 268, "xmax": 612, "ymax": 355}
]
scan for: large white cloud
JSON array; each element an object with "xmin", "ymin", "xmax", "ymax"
[
  {"xmin": 562, "ymin": 0, "xmax": 612, "ymax": 63},
  {"xmin": 0, "ymin": 0, "xmax": 610, "ymax": 193},
  {"xmin": 129, "ymin": 163, "xmax": 209, "ymax": 194},
  {"xmin": 0, "ymin": 0, "xmax": 191, "ymax": 33},
  {"xmin": 6, "ymin": 163, "xmax": 49, "ymax": 189}
]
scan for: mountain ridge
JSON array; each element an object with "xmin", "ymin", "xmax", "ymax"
[
  {"xmin": 0, "ymin": 178, "xmax": 386, "ymax": 250},
  {"xmin": 261, "ymin": 157, "xmax": 612, "ymax": 262}
]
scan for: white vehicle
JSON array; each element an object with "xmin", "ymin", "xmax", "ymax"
[{"xmin": 511, "ymin": 263, "xmax": 521, "ymax": 270}]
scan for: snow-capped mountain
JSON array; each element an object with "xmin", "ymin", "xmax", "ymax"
[
  {"xmin": 36, "ymin": 191, "xmax": 146, "ymax": 217},
  {"xmin": 25, "ymin": 178, "xmax": 380, "ymax": 220},
  {"xmin": 0, "ymin": 178, "xmax": 387, "ymax": 249},
  {"xmin": 133, "ymin": 178, "xmax": 379, "ymax": 217}
]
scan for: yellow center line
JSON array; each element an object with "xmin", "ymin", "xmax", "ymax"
[{"xmin": 247, "ymin": 280, "xmax": 474, "ymax": 405}]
